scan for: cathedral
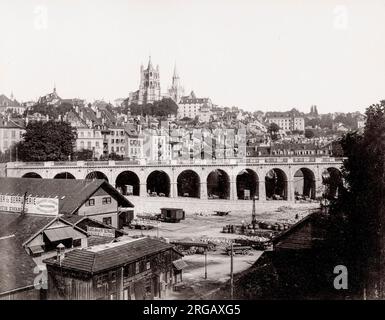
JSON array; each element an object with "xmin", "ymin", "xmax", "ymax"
[{"xmin": 129, "ymin": 56, "xmax": 161, "ymax": 105}]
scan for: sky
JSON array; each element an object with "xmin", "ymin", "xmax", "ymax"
[{"xmin": 0, "ymin": 0, "xmax": 384, "ymax": 113}]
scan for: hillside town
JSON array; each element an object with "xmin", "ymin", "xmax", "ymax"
[
  {"xmin": 2, "ymin": 0, "xmax": 385, "ymax": 306},
  {"xmin": 0, "ymin": 57, "xmax": 366, "ymax": 163},
  {"xmin": 0, "ymin": 57, "xmax": 367, "ymax": 301}
]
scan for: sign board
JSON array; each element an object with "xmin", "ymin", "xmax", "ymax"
[
  {"xmin": 0, "ymin": 194, "xmax": 59, "ymax": 215},
  {"xmin": 87, "ymin": 226, "xmax": 115, "ymax": 238}
]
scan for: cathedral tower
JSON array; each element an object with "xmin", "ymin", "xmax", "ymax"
[
  {"xmin": 168, "ymin": 63, "xmax": 184, "ymax": 103},
  {"xmin": 137, "ymin": 56, "xmax": 161, "ymax": 105}
]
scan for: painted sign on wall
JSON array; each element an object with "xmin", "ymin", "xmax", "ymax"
[
  {"xmin": 87, "ymin": 226, "xmax": 115, "ymax": 238},
  {"xmin": 0, "ymin": 194, "xmax": 59, "ymax": 215}
]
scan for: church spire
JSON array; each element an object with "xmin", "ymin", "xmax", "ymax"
[
  {"xmin": 173, "ymin": 62, "xmax": 178, "ymax": 79},
  {"xmin": 147, "ymin": 55, "xmax": 153, "ymax": 69}
]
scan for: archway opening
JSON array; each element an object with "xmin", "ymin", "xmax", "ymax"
[
  {"xmin": 322, "ymin": 168, "xmax": 342, "ymax": 200},
  {"xmin": 22, "ymin": 172, "xmax": 42, "ymax": 179},
  {"xmin": 146, "ymin": 170, "xmax": 170, "ymax": 197},
  {"xmin": 177, "ymin": 170, "xmax": 200, "ymax": 198},
  {"xmin": 236, "ymin": 169, "xmax": 259, "ymax": 200},
  {"xmin": 85, "ymin": 171, "xmax": 109, "ymax": 182},
  {"xmin": 207, "ymin": 169, "xmax": 230, "ymax": 200},
  {"xmin": 115, "ymin": 171, "xmax": 140, "ymax": 196},
  {"xmin": 294, "ymin": 168, "xmax": 316, "ymax": 200},
  {"xmin": 54, "ymin": 172, "xmax": 76, "ymax": 179},
  {"xmin": 265, "ymin": 168, "xmax": 287, "ymax": 200}
]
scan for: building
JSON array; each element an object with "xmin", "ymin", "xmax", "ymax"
[
  {"xmin": 125, "ymin": 125, "xmax": 144, "ymax": 159},
  {"xmin": 0, "ymin": 116, "xmax": 25, "ymax": 153},
  {"xmin": 108, "ymin": 126, "xmax": 126, "ymax": 157},
  {"xmin": 44, "ymin": 237, "xmax": 186, "ymax": 300},
  {"xmin": 265, "ymin": 111, "xmax": 305, "ymax": 132},
  {"xmin": 177, "ymin": 91, "xmax": 213, "ymax": 120},
  {"xmin": 75, "ymin": 127, "xmax": 104, "ymax": 159},
  {"xmin": 168, "ymin": 64, "xmax": 184, "ymax": 104},
  {"xmin": 0, "ymin": 209, "xmax": 126, "ymax": 299},
  {"xmin": 37, "ymin": 86, "xmax": 61, "ymax": 106},
  {"xmin": 129, "ymin": 57, "xmax": 161, "ymax": 105},
  {"xmin": 0, "ymin": 178, "xmax": 135, "ymax": 229}
]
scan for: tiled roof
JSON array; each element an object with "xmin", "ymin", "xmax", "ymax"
[
  {"xmin": 0, "ymin": 178, "xmax": 134, "ymax": 215},
  {"xmin": 44, "ymin": 237, "xmax": 177, "ymax": 274},
  {"xmin": 0, "ymin": 235, "xmax": 37, "ymax": 294}
]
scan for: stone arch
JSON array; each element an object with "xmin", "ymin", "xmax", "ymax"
[
  {"xmin": 146, "ymin": 170, "xmax": 171, "ymax": 197},
  {"xmin": 22, "ymin": 172, "xmax": 42, "ymax": 179},
  {"xmin": 265, "ymin": 168, "xmax": 288, "ymax": 200},
  {"xmin": 85, "ymin": 171, "xmax": 109, "ymax": 182},
  {"xmin": 236, "ymin": 168, "xmax": 259, "ymax": 200},
  {"xmin": 115, "ymin": 171, "xmax": 140, "ymax": 196},
  {"xmin": 53, "ymin": 172, "xmax": 76, "ymax": 179},
  {"xmin": 293, "ymin": 167, "xmax": 316, "ymax": 199},
  {"xmin": 177, "ymin": 169, "xmax": 200, "ymax": 198},
  {"xmin": 322, "ymin": 167, "xmax": 343, "ymax": 200},
  {"xmin": 207, "ymin": 169, "xmax": 230, "ymax": 200}
]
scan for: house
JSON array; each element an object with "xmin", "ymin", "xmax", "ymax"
[
  {"xmin": 0, "ymin": 115, "xmax": 25, "ymax": 153},
  {"xmin": 0, "ymin": 178, "xmax": 135, "ymax": 229},
  {"xmin": 44, "ymin": 237, "xmax": 186, "ymax": 300}
]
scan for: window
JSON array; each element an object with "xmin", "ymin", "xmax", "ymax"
[
  {"xmin": 135, "ymin": 262, "xmax": 140, "ymax": 274},
  {"xmin": 146, "ymin": 261, "xmax": 151, "ymax": 270},
  {"xmin": 96, "ymin": 274, "xmax": 107, "ymax": 288},
  {"xmin": 110, "ymin": 271, "xmax": 117, "ymax": 283},
  {"xmin": 102, "ymin": 197, "xmax": 111, "ymax": 205},
  {"xmin": 86, "ymin": 198, "xmax": 95, "ymax": 206},
  {"xmin": 103, "ymin": 217, "xmax": 112, "ymax": 225}
]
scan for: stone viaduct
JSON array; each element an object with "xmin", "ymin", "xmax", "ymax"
[{"xmin": 5, "ymin": 157, "xmax": 344, "ymax": 202}]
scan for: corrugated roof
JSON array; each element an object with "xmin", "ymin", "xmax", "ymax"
[
  {"xmin": 44, "ymin": 238, "xmax": 178, "ymax": 274},
  {"xmin": 44, "ymin": 226, "xmax": 85, "ymax": 242}
]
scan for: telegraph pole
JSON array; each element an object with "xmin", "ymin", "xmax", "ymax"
[
  {"xmin": 252, "ymin": 195, "xmax": 257, "ymax": 229},
  {"xmin": 230, "ymin": 242, "xmax": 234, "ymax": 299},
  {"xmin": 204, "ymin": 249, "xmax": 208, "ymax": 279}
]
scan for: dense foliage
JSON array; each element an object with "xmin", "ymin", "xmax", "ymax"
[
  {"xmin": 129, "ymin": 98, "xmax": 178, "ymax": 116},
  {"xmin": 331, "ymin": 100, "xmax": 385, "ymax": 298},
  {"xmin": 17, "ymin": 121, "xmax": 76, "ymax": 161}
]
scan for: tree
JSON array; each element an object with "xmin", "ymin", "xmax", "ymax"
[
  {"xmin": 304, "ymin": 129, "xmax": 315, "ymax": 139},
  {"xmin": 18, "ymin": 121, "xmax": 76, "ymax": 161},
  {"xmin": 129, "ymin": 98, "xmax": 178, "ymax": 117},
  {"xmin": 73, "ymin": 149, "xmax": 94, "ymax": 161},
  {"xmin": 331, "ymin": 100, "xmax": 385, "ymax": 298},
  {"xmin": 268, "ymin": 123, "xmax": 280, "ymax": 141}
]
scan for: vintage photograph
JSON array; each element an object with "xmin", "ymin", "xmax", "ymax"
[{"xmin": 0, "ymin": 0, "xmax": 384, "ymax": 302}]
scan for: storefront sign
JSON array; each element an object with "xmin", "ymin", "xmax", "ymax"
[{"xmin": 87, "ymin": 226, "xmax": 115, "ymax": 237}]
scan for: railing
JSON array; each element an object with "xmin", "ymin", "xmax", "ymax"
[{"xmin": 6, "ymin": 156, "xmax": 344, "ymax": 168}]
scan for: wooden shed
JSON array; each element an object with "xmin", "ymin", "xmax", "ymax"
[{"xmin": 160, "ymin": 208, "xmax": 185, "ymax": 223}]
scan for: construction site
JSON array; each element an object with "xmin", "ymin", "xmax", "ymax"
[{"xmin": 125, "ymin": 196, "xmax": 319, "ymax": 299}]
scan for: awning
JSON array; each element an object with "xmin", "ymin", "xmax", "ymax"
[
  {"xmin": 29, "ymin": 245, "xmax": 44, "ymax": 254},
  {"xmin": 172, "ymin": 259, "xmax": 188, "ymax": 271},
  {"xmin": 44, "ymin": 227, "xmax": 85, "ymax": 243}
]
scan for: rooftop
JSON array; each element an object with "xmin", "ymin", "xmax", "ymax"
[
  {"xmin": 0, "ymin": 234, "xmax": 37, "ymax": 295},
  {"xmin": 0, "ymin": 177, "xmax": 134, "ymax": 215},
  {"xmin": 44, "ymin": 237, "xmax": 178, "ymax": 274}
]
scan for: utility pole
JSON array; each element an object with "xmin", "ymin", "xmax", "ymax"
[
  {"xmin": 230, "ymin": 242, "xmax": 234, "ymax": 299},
  {"xmin": 252, "ymin": 195, "xmax": 257, "ymax": 229},
  {"xmin": 204, "ymin": 249, "xmax": 207, "ymax": 279}
]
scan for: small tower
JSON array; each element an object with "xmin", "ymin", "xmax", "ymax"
[{"xmin": 168, "ymin": 62, "xmax": 184, "ymax": 103}]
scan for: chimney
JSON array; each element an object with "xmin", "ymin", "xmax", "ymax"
[{"xmin": 56, "ymin": 243, "xmax": 65, "ymax": 266}]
